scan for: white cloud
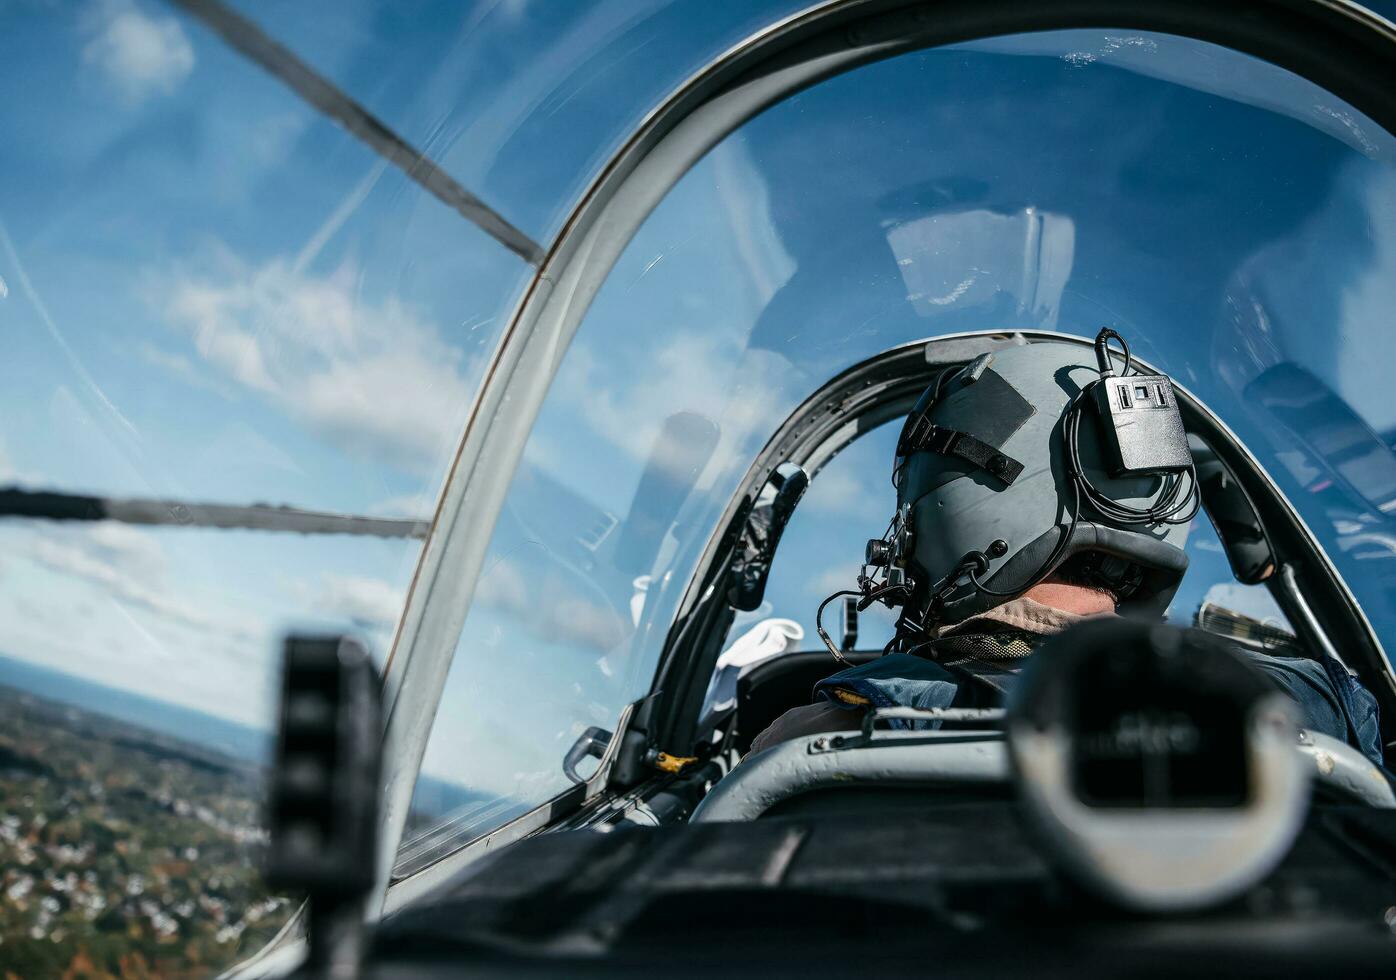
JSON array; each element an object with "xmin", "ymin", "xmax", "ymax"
[
  {"xmin": 315, "ymin": 574, "xmax": 405, "ymax": 631},
  {"xmin": 806, "ymin": 564, "xmax": 859, "ymax": 600},
  {"xmin": 712, "ymin": 139, "xmax": 796, "ymax": 306},
  {"xmin": 888, "ymin": 208, "xmax": 1075, "ymax": 325},
  {"xmin": 550, "ymin": 332, "xmax": 793, "ymax": 491},
  {"xmin": 1335, "ymin": 168, "xmax": 1396, "ymax": 433},
  {"xmin": 800, "ymin": 465, "xmax": 884, "ymax": 521},
  {"xmin": 158, "ymin": 253, "xmax": 477, "ymax": 475},
  {"xmin": 81, "ymin": 0, "xmax": 195, "ymax": 105},
  {"xmin": 25, "ymin": 524, "xmax": 259, "ymax": 642},
  {"xmin": 368, "ymin": 492, "xmax": 435, "ymax": 519},
  {"xmin": 0, "ymin": 523, "xmax": 277, "ymax": 728},
  {"xmin": 417, "ymin": 549, "xmax": 636, "ymax": 791},
  {"xmin": 473, "ymin": 555, "xmax": 627, "ymax": 653},
  {"xmin": 137, "ymin": 342, "xmax": 237, "ymax": 399},
  {"xmin": 70, "ymin": 521, "xmax": 165, "ymax": 577},
  {"xmin": 1220, "ymin": 163, "xmax": 1396, "ymax": 435},
  {"xmin": 0, "ymin": 437, "xmax": 33, "ymax": 485}
]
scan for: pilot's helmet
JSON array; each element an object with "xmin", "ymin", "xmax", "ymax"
[{"xmin": 890, "ymin": 338, "xmax": 1192, "ymax": 627}]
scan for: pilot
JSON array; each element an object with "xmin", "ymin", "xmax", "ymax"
[{"xmin": 750, "ymin": 337, "xmax": 1384, "ymax": 765}]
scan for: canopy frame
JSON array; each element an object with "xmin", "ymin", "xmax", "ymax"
[{"xmin": 374, "ymin": 0, "xmax": 1396, "ymax": 912}]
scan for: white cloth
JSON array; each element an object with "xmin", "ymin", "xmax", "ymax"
[{"xmin": 697, "ymin": 618, "xmax": 804, "ymax": 731}]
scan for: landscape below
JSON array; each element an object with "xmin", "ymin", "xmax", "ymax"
[{"xmin": 0, "ymin": 662, "xmax": 292, "ymax": 979}]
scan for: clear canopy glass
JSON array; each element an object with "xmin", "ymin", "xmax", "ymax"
[
  {"xmin": 404, "ymin": 26, "xmax": 1396, "ymax": 868},
  {"xmin": 4, "ymin": 1, "xmax": 1396, "ymax": 970},
  {"xmin": 227, "ymin": 0, "xmax": 815, "ymax": 240}
]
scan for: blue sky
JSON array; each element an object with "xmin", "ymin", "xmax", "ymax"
[
  {"xmin": 1, "ymin": 3, "xmax": 1395, "ymax": 811},
  {"xmin": 0, "ymin": 0, "xmax": 530, "ymax": 729},
  {"xmin": 0, "ymin": 0, "xmax": 823, "ymax": 737}
]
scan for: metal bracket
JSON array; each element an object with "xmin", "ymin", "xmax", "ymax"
[
  {"xmin": 562, "ymin": 726, "xmax": 613, "ymax": 784},
  {"xmin": 808, "ymin": 706, "xmax": 1007, "ymax": 753},
  {"xmin": 727, "ymin": 465, "xmax": 810, "ymax": 611}
]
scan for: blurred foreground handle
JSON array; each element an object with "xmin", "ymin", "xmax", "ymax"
[
  {"xmin": 265, "ymin": 635, "xmax": 381, "ymax": 980},
  {"xmin": 1007, "ymin": 620, "xmax": 1308, "ymax": 914}
]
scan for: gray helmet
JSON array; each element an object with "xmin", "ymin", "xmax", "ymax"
[{"xmin": 886, "ymin": 338, "xmax": 1192, "ymax": 627}]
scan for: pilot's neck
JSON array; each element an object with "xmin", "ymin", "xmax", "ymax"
[
  {"xmin": 939, "ymin": 588, "xmax": 1116, "ymax": 639},
  {"xmin": 1021, "ymin": 581, "xmax": 1116, "ymax": 618}
]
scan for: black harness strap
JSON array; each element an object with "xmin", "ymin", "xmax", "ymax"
[{"xmin": 897, "ymin": 417, "xmax": 1025, "ymax": 485}]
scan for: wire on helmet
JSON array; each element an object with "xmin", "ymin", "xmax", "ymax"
[{"xmin": 1068, "ymin": 330, "xmax": 1200, "ymax": 528}]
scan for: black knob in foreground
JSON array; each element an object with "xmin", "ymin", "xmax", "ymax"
[
  {"xmin": 265, "ymin": 635, "xmax": 382, "ymax": 978},
  {"xmin": 1007, "ymin": 619, "xmax": 1308, "ymax": 913}
]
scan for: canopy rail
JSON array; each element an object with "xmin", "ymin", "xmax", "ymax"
[
  {"xmin": 165, "ymin": 0, "xmax": 545, "ymax": 265},
  {"xmin": 0, "ymin": 486, "xmax": 429, "ymax": 539}
]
